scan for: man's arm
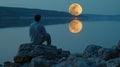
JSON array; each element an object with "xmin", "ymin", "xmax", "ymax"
[
  {"xmin": 40, "ymin": 25, "xmax": 47, "ymax": 35},
  {"xmin": 37, "ymin": 23, "xmax": 47, "ymax": 36}
]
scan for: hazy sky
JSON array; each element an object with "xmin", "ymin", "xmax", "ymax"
[{"xmin": 0, "ymin": 0, "xmax": 120, "ymax": 15}]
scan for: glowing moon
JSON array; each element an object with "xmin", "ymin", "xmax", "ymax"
[
  {"xmin": 69, "ymin": 3, "xmax": 83, "ymax": 16},
  {"xmin": 69, "ymin": 19, "xmax": 83, "ymax": 33}
]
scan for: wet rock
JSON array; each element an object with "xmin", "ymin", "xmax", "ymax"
[
  {"xmin": 72, "ymin": 53, "xmax": 83, "ymax": 57},
  {"xmin": 14, "ymin": 56, "xmax": 32, "ymax": 63},
  {"xmin": 14, "ymin": 43, "xmax": 70, "ymax": 64},
  {"xmin": 0, "ymin": 64, "xmax": 2, "ymax": 67},
  {"xmin": 83, "ymin": 45, "xmax": 102, "ymax": 58},
  {"xmin": 106, "ymin": 58, "xmax": 120, "ymax": 67},
  {"xmin": 57, "ymin": 57, "xmax": 66, "ymax": 63},
  {"xmin": 4, "ymin": 61, "xmax": 20, "ymax": 67},
  {"xmin": 15, "ymin": 43, "xmax": 35, "ymax": 63},
  {"xmin": 4, "ymin": 61, "xmax": 13, "ymax": 67},
  {"xmin": 12, "ymin": 40, "xmax": 120, "ymax": 67},
  {"xmin": 17, "ymin": 43, "xmax": 35, "ymax": 57},
  {"xmin": 98, "ymin": 48, "xmax": 119, "ymax": 60},
  {"xmin": 51, "ymin": 56, "xmax": 107, "ymax": 67},
  {"xmin": 57, "ymin": 51, "xmax": 70, "ymax": 59},
  {"xmin": 88, "ymin": 58, "xmax": 106, "ymax": 67},
  {"xmin": 112, "ymin": 40, "xmax": 120, "ymax": 51},
  {"xmin": 112, "ymin": 45, "xmax": 118, "ymax": 51},
  {"xmin": 112, "ymin": 40, "xmax": 120, "ymax": 57},
  {"xmin": 18, "ymin": 43, "xmax": 34, "ymax": 51},
  {"xmin": 30, "ymin": 56, "xmax": 56, "ymax": 67},
  {"xmin": 20, "ymin": 63, "xmax": 30, "ymax": 67},
  {"xmin": 51, "ymin": 55, "xmax": 95, "ymax": 67},
  {"xmin": 30, "ymin": 45, "xmax": 58, "ymax": 59},
  {"xmin": 9, "ymin": 63, "xmax": 20, "ymax": 67}
]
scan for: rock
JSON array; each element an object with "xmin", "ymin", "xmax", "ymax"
[
  {"xmin": 83, "ymin": 45, "xmax": 102, "ymax": 58},
  {"xmin": 4, "ymin": 61, "xmax": 11, "ymax": 67},
  {"xmin": 98, "ymin": 48, "xmax": 119, "ymax": 60},
  {"xmin": 18, "ymin": 43, "xmax": 34, "ymax": 51},
  {"xmin": 14, "ymin": 43, "xmax": 70, "ymax": 63},
  {"xmin": 15, "ymin": 43, "xmax": 35, "ymax": 63},
  {"xmin": 57, "ymin": 51, "xmax": 70, "ymax": 59},
  {"xmin": 118, "ymin": 40, "xmax": 120, "ymax": 50},
  {"xmin": 31, "ymin": 45, "xmax": 58, "ymax": 59},
  {"xmin": 30, "ymin": 56, "xmax": 56, "ymax": 67},
  {"xmin": 88, "ymin": 58, "xmax": 106, "ymax": 67},
  {"xmin": 20, "ymin": 63, "xmax": 30, "ymax": 67},
  {"xmin": 14, "ymin": 56, "xmax": 32, "ymax": 63},
  {"xmin": 17, "ymin": 43, "xmax": 35, "ymax": 57},
  {"xmin": 42, "ymin": 45, "xmax": 58, "ymax": 60},
  {"xmin": 13, "ymin": 41, "xmax": 120, "ymax": 67},
  {"xmin": 72, "ymin": 53, "xmax": 83, "ymax": 57},
  {"xmin": 9, "ymin": 63, "xmax": 20, "ymax": 67},
  {"xmin": 4, "ymin": 61, "xmax": 20, "ymax": 67},
  {"xmin": 112, "ymin": 45, "xmax": 118, "ymax": 51},
  {"xmin": 0, "ymin": 64, "xmax": 2, "ymax": 66},
  {"xmin": 51, "ymin": 56, "xmax": 107, "ymax": 67},
  {"xmin": 51, "ymin": 55, "xmax": 96, "ymax": 67},
  {"xmin": 112, "ymin": 40, "xmax": 120, "ymax": 50},
  {"xmin": 114, "ymin": 40, "xmax": 120, "ymax": 57},
  {"xmin": 112, "ymin": 40, "xmax": 120, "ymax": 52},
  {"xmin": 57, "ymin": 57, "xmax": 66, "ymax": 63},
  {"xmin": 112, "ymin": 40, "xmax": 120, "ymax": 57},
  {"xmin": 106, "ymin": 58, "xmax": 120, "ymax": 67}
]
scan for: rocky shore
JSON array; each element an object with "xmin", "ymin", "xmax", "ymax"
[{"xmin": 4, "ymin": 40, "xmax": 120, "ymax": 67}]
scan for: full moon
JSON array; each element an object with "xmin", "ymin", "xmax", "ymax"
[
  {"xmin": 69, "ymin": 19, "xmax": 83, "ymax": 33},
  {"xmin": 69, "ymin": 3, "xmax": 82, "ymax": 16}
]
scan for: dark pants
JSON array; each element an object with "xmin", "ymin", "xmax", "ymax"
[{"xmin": 40, "ymin": 33, "xmax": 51, "ymax": 45}]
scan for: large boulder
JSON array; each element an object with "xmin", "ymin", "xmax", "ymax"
[
  {"xmin": 14, "ymin": 43, "xmax": 35, "ymax": 63},
  {"xmin": 98, "ymin": 48, "xmax": 119, "ymax": 60},
  {"xmin": 83, "ymin": 45, "xmax": 102, "ymax": 58},
  {"xmin": 30, "ymin": 45, "xmax": 58, "ymax": 59},
  {"xmin": 14, "ymin": 43, "xmax": 70, "ymax": 63}
]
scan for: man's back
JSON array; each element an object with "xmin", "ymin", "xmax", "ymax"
[{"xmin": 30, "ymin": 22, "xmax": 47, "ymax": 44}]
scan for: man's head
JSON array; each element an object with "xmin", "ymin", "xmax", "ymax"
[{"xmin": 34, "ymin": 14, "xmax": 41, "ymax": 22}]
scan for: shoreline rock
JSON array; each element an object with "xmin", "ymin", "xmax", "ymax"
[
  {"xmin": 4, "ymin": 40, "xmax": 120, "ymax": 67},
  {"xmin": 82, "ymin": 44, "xmax": 102, "ymax": 58},
  {"xmin": 13, "ymin": 43, "xmax": 70, "ymax": 67}
]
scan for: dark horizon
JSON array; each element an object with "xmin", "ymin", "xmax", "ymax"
[{"xmin": 0, "ymin": 6, "xmax": 120, "ymax": 28}]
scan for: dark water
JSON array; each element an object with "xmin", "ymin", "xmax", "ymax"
[{"xmin": 0, "ymin": 17, "xmax": 120, "ymax": 64}]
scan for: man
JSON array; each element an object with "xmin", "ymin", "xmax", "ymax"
[{"xmin": 29, "ymin": 14, "xmax": 51, "ymax": 45}]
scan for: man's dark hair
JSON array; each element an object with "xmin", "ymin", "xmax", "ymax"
[{"xmin": 34, "ymin": 14, "xmax": 41, "ymax": 22}]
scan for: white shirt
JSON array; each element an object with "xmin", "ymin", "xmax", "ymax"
[{"xmin": 29, "ymin": 21, "xmax": 47, "ymax": 44}]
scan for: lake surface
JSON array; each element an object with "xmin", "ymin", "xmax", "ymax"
[{"xmin": 0, "ymin": 18, "xmax": 120, "ymax": 64}]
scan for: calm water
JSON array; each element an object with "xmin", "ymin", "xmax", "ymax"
[{"xmin": 0, "ymin": 19, "xmax": 120, "ymax": 64}]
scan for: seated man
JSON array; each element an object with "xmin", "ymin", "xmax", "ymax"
[{"xmin": 29, "ymin": 14, "xmax": 51, "ymax": 45}]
